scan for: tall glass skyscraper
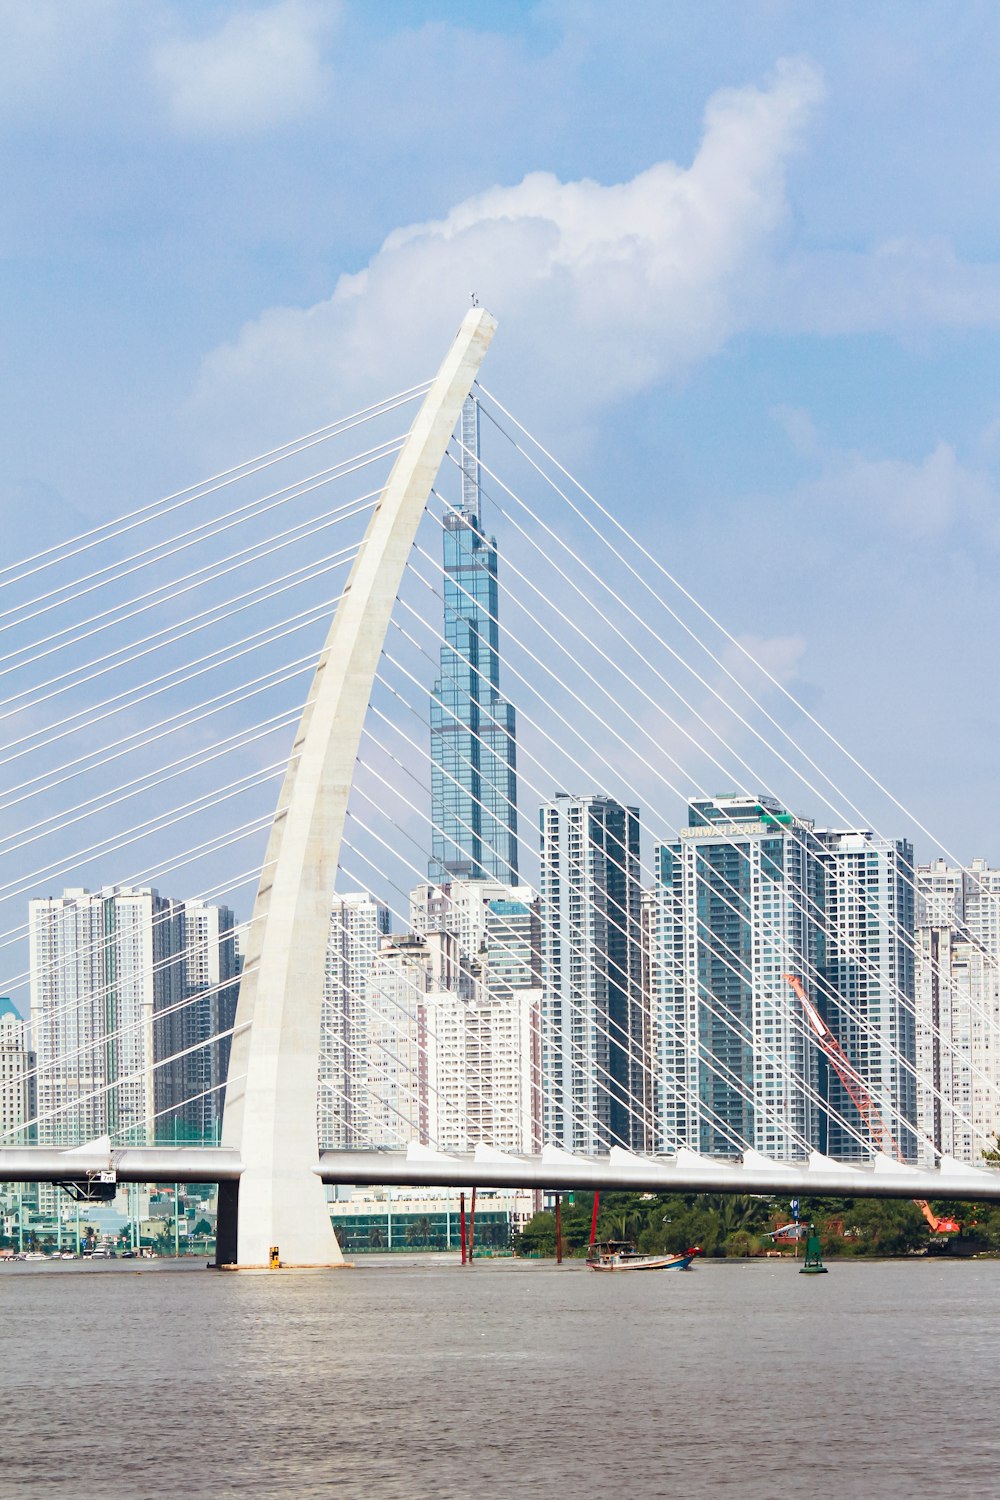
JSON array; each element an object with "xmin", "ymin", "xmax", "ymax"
[
  {"xmin": 539, "ymin": 794, "xmax": 646, "ymax": 1152},
  {"xmin": 652, "ymin": 795, "xmax": 824, "ymax": 1160},
  {"xmin": 429, "ymin": 396, "xmax": 518, "ymax": 884},
  {"xmin": 651, "ymin": 795, "xmax": 919, "ymax": 1163}
]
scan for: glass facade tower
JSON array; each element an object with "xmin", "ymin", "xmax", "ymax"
[
  {"xmin": 652, "ymin": 795, "xmax": 824, "ymax": 1160},
  {"xmin": 429, "ymin": 397, "xmax": 518, "ymax": 883},
  {"xmin": 539, "ymin": 794, "xmax": 647, "ymax": 1152}
]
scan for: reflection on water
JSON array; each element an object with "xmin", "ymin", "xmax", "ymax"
[{"xmin": 1, "ymin": 1257, "xmax": 998, "ymax": 1498}]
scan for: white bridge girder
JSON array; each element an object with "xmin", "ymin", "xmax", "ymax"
[
  {"xmin": 4, "ymin": 1142, "xmax": 1000, "ymax": 1206},
  {"xmin": 314, "ymin": 1146, "xmax": 1000, "ymax": 1201}
]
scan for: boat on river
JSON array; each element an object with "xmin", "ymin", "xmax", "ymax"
[{"xmin": 586, "ymin": 1240, "xmax": 701, "ymax": 1272}]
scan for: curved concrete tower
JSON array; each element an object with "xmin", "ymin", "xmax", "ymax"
[{"xmin": 218, "ymin": 308, "xmax": 497, "ymax": 1266}]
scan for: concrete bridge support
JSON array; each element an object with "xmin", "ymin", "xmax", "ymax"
[{"xmin": 217, "ymin": 308, "xmax": 497, "ymax": 1266}]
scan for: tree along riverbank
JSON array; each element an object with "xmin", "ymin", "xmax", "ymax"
[{"xmin": 513, "ymin": 1190, "xmax": 1000, "ymax": 1259}]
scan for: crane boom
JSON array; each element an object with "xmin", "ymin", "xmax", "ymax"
[
  {"xmin": 782, "ymin": 974, "xmax": 960, "ymax": 1235},
  {"xmin": 783, "ymin": 973, "xmax": 897, "ymax": 1155}
]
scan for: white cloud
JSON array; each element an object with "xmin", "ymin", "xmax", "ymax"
[
  {"xmin": 769, "ymin": 236, "xmax": 1000, "ymax": 335},
  {"xmin": 797, "ymin": 439, "xmax": 999, "ymax": 544},
  {"xmin": 189, "ymin": 57, "xmax": 824, "ymax": 457},
  {"xmin": 0, "ymin": 0, "xmax": 128, "ymax": 122},
  {"xmin": 154, "ymin": 0, "xmax": 338, "ymax": 136}
]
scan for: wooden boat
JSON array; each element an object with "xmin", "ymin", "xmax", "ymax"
[{"xmin": 586, "ymin": 1240, "xmax": 701, "ymax": 1272}]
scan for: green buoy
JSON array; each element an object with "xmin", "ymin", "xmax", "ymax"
[{"xmin": 799, "ymin": 1222, "xmax": 828, "ymax": 1275}]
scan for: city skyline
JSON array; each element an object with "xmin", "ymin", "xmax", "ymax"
[
  {"xmin": 3, "ymin": 9, "xmax": 999, "ymax": 1490},
  {"xmin": 12, "ymin": 825, "xmax": 1000, "ymax": 1167}
]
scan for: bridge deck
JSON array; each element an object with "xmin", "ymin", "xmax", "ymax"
[
  {"xmin": 3, "ymin": 1143, "xmax": 999, "ymax": 1202},
  {"xmin": 315, "ymin": 1147, "xmax": 1000, "ymax": 1202}
]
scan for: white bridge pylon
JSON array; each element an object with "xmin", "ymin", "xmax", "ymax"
[{"xmin": 217, "ymin": 307, "xmax": 498, "ymax": 1267}]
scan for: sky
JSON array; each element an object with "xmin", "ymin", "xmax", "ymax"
[{"xmin": 3, "ymin": 0, "xmax": 1000, "ymax": 952}]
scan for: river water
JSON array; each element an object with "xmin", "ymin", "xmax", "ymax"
[{"xmin": 0, "ymin": 1256, "xmax": 997, "ymax": 1498}]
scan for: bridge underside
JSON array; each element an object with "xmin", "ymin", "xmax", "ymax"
[
  {"xmin": 316, "ymin": 1146, "xmax": 1000, "ymax": 1203},
  {"xmin": 4, "ymin": 1143, "xmax": 1000, "ymax": 1206},
  {"xmin": 0, "ymin": 1145, "xmax": 242, "ymax": 1184}
]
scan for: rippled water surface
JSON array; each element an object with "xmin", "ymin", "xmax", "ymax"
[{"xmin": 1, "ymin": 1256, "xmax": 997, "ymax": 1498}]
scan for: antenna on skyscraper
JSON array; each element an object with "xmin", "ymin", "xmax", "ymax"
[{"xmin": 460, "ymin": 394, "xmax": 481, "ymax": 518}]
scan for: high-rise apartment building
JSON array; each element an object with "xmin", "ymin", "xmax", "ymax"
[
  {"xmin": 915, "ymin": 921, "xmax": 975, "ymax": 1162},
  {"xmin": 428, "ymin": 396, "xmax": 518, "ymax": 884},
  {"xmin": 482, "ymin": 896, "xmax": 541, "ymax": 999},
  {"xmin": 154, "ymin": 900, "xmax": 239, "ymax": 1144},
  {"xmin": 652, "ymin": 799, "xmax": 919, "ymax": 1163},
  {"xmin": 816, "ymin": 830, "xmax": 917, "ymax": 1161},
  {"xmin": 321, "ymin": 892, "xmax": 390, "ymax": 1149},
  {"xmin": 539, "ymin": 794, "xmax": 646, "ymax": 1152},
  {"xmin": 29, "ymin": 887, "xmax": 238, "ymax": 1148},
  {"xmin": 30, "ymin": 887, "xmax": 180, "ymax": 1147},
  {"xmin": 349, "ymin": 930, "xmax": 464, "ymax": 1149},
  {"xmin": 640, "ymin": 885, "xmax": 659, "ymax": 1141},
  {"xmin": 331, "ymin": 905, "xmax": 542, "ymax": 1155},
  {"xmin": 410, "ymin": 877, "xmax": 536, "ymax": 963},
  {"xmin": 915, "ymin": 858, "xmax": 1000, "ymax": 1164},
  {"xmin": 414, "ymin": 889, "xmax": 542, "ymax": 1154},
  {"xmin": 963, "ymin": 860, "xmax": 1000, "ymax": 1158},
  {"xmin": 0, "ymin": 998, "xmax": 36, "ymax": 1146},
  {"xmin": 965, "ymin": 858, "xmax": 1000, "ymax": 952},
  {"xmin": 425, "ymin": 983, "xmax": 541, "ymax": 1154},
  {"xmin": 469, "ymin": 895, "xmax": 542, "ymax": 1152},
  {"xmin": 652, "ymin": 796, "xmax": 824, "ymax": 1159}
]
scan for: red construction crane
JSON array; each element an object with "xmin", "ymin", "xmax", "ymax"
[{"xmin": 783, "ymin": 974, "xmax": 959, "ymax": 1236}]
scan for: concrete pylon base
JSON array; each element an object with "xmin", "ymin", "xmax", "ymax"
[
  {"xmin": 213, "ymin": 1263, "xmax": 354, "ymax": 1272},
  {"xmin": 213, "ymin": 1169, "xmax": 346, "ymax": 1269},
  {"xmin": 236, "ymin": 1164, "xmax": 344, "ymax": 1268}
]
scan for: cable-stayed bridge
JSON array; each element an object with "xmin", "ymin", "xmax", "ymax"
[{"xmin": 2, "ymin": 308, "xmax": 1000, "ymax": 1267}]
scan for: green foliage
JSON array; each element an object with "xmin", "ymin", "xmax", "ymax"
[
  {"xmin": 403, "ymin": 1216, "xmax": 439, "ymax": 1248},
  {"xmin": 514, "ymin": 1191, "xmax": 776, "ymax": 1259},
  {"xmin": 723, "ymin": 1229, "xmax": 758, "ymax": 1259},
  {"xmin": 475, "ymin": 1221, "xmax": 510, "ymax": 1250},
  {"xmin": 512, "ymin": 1194, "xmax": 602, "ymax": 1256},
  {"xmin": 965, "ymin": 1204, "xmax": 1000, "ymax": 1249},
  {"xmin": 594, "ymin": 1191, "xmax": 647, "ymax": 1247},
  {"xmin": 515, "ymin": 1209, "xmax": 556, "ymax": 1256},
  {"xmin": 983, "ymin": 1135, "xmax": 1000, "ymax": 1166},
  {"xmin": 835, "ymin": 1199, "xmax": 925, "ymax": 1256},
  {"xmin": 920, "ymin": 1200, "xmax": 1000, "ymax": 1252},
  {"xmin": 513, "ymin": 1189, "xmax": 1000, "ymax": 1259}
]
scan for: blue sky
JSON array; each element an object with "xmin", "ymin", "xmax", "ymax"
[{"xmin": 3, "ymin": 0, "xmax": 1000, "ymax": 883}]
